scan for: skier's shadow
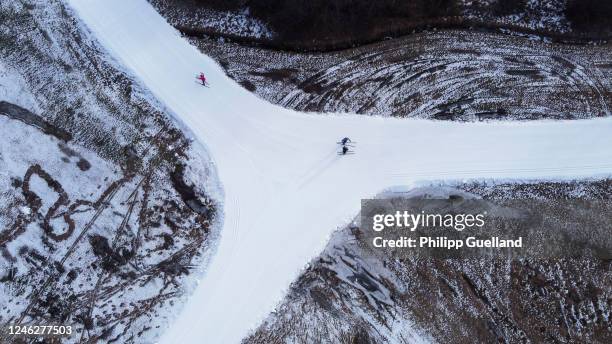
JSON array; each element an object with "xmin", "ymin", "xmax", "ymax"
[{"xmin": 296, "ymin": 147, "xmax": 343, "ymax": 190}]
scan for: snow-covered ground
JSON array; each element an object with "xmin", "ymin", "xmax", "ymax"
[
  {"xmin": 247, "ymin": 181, "xmax": 612, "ymax": 343},
  {"xmin": 1, "ymin": 1, "xmax": 219, "ymax": 341},
  {"xmin": 150, "ymin": 0, "xmax": 273, "ymax": 40},
  {"xmin": 461, "ymin": 0, "xmax": 571, "ymax": 33},
  {"xmin": 66, "ymin": 0, "xmax": 612, "ymax": 343},
  {"xmin": 198, "ymin": 31, "xmax": 611, "ymax": 120}
]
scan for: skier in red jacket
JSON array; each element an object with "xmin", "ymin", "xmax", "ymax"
[{"xmin": 196, "ymin": 72, "xmax": 207, "ymax": 86}]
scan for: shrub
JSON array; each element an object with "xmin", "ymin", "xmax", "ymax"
[
  {"xmin": 248, "ymin": 0, "xmax": 459, "ymax": 42},
  {"xmin": 417, "ymin": 0, "xmax": 459, "ymax": 18},
  {"xmin": 195, "ymin": 0, "xmax": 460, "ymax": 44},
  {"xmin": 196, "ymin": 0, "xmax": 245, "ymax": 12},
  {"xmin": 491, "ymin": 0, "xmax": 527, "ymax": 16},
  {"xmin": 565, "ymin": 0, "xmax": 612, "ymax": 33}
]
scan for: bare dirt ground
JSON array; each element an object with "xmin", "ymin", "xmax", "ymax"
[
  {"xmin": 246, "ymin": 180, "xmax": 612, "ymax": 344},
  {"xmin": 195, "ymin": 30, "xmax": 611, "ymax": 120}
]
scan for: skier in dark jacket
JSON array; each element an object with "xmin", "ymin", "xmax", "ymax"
[
  {"xmin": 341, "ymin": 137, "xmax": 351, "ymax": 145},
  {"xmin": 342, "ymin": 146, "xmax": 349, "ymax": 155}
]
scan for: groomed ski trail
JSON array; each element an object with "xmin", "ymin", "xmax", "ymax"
[{"xmin": 67, "ymin": 0, "xmax": 612, "ymax": 343}]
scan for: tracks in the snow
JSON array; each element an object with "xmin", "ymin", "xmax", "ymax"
[{"xmin": 202, "ymin": 31, "xmax": 612, "ymax": 121}]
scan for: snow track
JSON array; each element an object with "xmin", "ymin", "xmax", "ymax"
[{"xmin": 66, "ymin": 0, "xmax": 612, "ymax": 342}]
